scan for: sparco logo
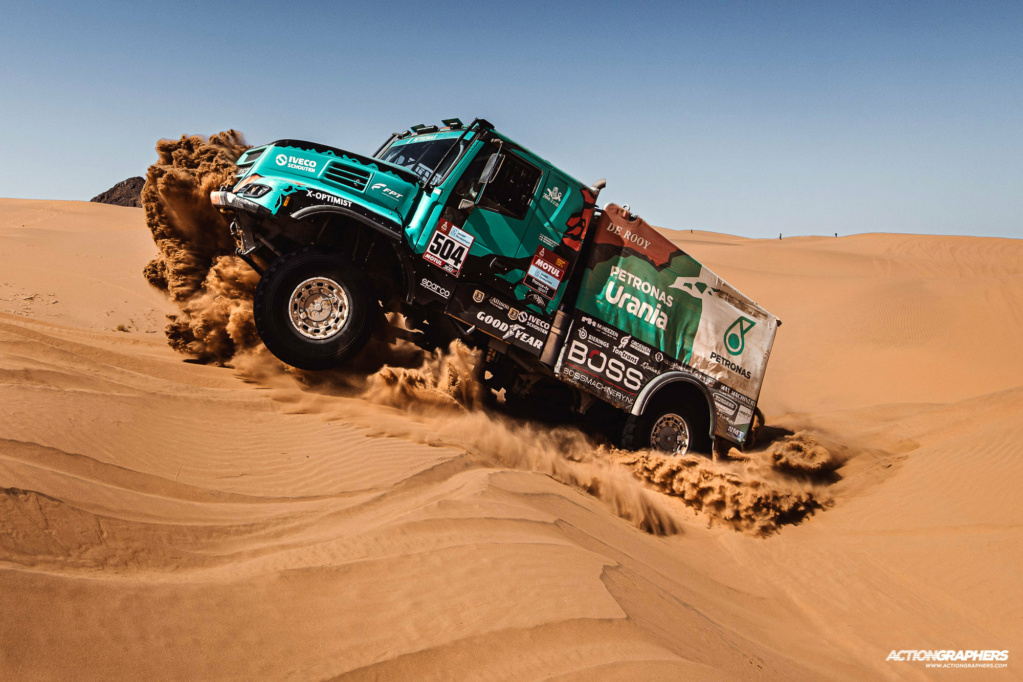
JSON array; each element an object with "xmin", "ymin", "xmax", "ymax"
[
  {"xmin": 276, "ymin": 154, "xmax": 317, "ymax": 172},
  {"xmin": 419, "ymin": 278, "xmax": 450, "ymax": 299},
  {"xmin": 371, "ymin": 182, "xmax": 404, "ymax": 200}
]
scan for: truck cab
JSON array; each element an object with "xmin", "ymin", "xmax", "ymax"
[{"xmin": 215, "ymin": 119, "xmax": 597, "ymax": 361}]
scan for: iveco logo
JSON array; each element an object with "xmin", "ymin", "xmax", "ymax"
[{"xmin": 275, "ymin": 154, "xmax": 317, "ymax": 172}]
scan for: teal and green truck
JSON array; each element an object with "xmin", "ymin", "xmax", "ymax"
[{"xmin": 211, "ymin": 118, "xmax": 779, "ymax": 455}]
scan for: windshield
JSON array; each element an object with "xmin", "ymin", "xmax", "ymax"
[{"xmin": 379, "ymin": 137, "xmax": 465, "ymax": 183}]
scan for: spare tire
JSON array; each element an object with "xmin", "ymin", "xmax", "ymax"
[{"xmin": 253, "ymin": 247, "xmax": 376, "ymax": 370}]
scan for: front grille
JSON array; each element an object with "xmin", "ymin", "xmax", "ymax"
[{"xmin": 323, "ymin": 161, "xmax": 370, "ymax": 192}]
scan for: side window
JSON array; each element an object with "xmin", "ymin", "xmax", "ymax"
[{"xmin": 478, "ymin": 152, "xmax": 542, "ymax": 220}]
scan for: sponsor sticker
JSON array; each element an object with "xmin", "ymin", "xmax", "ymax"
[
  {"xmin": 543, "ymin": 186, "xmax": 563, "ymax": 208},
  {"xmin": 447, "ymin": 287, "xmax": 551, "ymax": 355},
  {"xmin": 563, "ymin": 338, "xmax": 644, "ymax": 396},
  {"xmin": 538, "ymin": 234, "xmax": 559, "ymax": 249},
  {"xmin": 724, "ymin": 316, "xmax": 756, "ymax": 355},
  {"xmin": 474, "ymin": 311, "xmax": 544, "ymax": 351},
  {"xmin": 555, "ymin": 317, "xmax": 657, "ymax": 410},
  {"xmin": 525, "ymin": 291, "xmax": 547, "ymax": 308},
  {"xmin": 424, "ymin": 219, "xmax": 474, "ymax": 277},
  {"xmin": 710, "ymin": 351, "xmax": 752, "ymax": 379},
  {"xmin": 371, "ymin": 182, "xmax": 403, "ymax": 200},
  {"xmin": 276, "ymin": 154, "xmax": 318, "ymax": 173},
  {"xmin": 306, "ymin": 189, "xmax": 351, "ymax": 207},
  {"xmin": 713, "ymin": 394, "xmax": 738, "ymax": 418},
  {"xmin": 524, "ymin": 247, "xmax": 569, "ymax": 300},
  {"xmin": 735, "ymin": 405, "xmax": 753, "ymax": 426},
  {"xmin": 419, "ymin": 277, "xmax": 451, "ymax": 299}
]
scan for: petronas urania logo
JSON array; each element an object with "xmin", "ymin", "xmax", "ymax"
[{"xmin": 724, "ymin": 316, "xmax": 755, "ymax": 356}]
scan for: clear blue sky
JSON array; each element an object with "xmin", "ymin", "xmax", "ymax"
[{"xmin": 1, "ymin": 0, "xmax": 1019, "ymax": 238}]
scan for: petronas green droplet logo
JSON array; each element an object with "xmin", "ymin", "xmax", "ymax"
[{"xmin": 724, "ymin": 316, "xmax": 756, "ymax": 356}]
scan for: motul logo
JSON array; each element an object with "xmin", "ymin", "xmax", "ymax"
[{"xmin": 534, "ymin": 258, "xmax": 563, "ymax": 278}]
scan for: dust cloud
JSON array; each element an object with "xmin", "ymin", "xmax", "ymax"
[
  {"xmin": 141, "ymin": 130, "xmax": 257, "ymax": 363},
  {"xmin": 620, "ymin": 434, "xmax": 838, "ymax": 535},
  {"xmin": 241, "ymin": 336, "xmax": 838, "ymax": 536}
]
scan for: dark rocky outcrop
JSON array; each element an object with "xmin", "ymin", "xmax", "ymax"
[{"xmin": 91, "ymin": 177, "xmax": 145, "ymax": 208}]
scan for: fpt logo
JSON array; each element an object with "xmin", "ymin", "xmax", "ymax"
[
  {"xmin": 371, "ymin": 182, "xmax": 404, "ymax": 200},
  {"xmin": 724, "ymin": 316, "xmax": 756, "ymax": 356}
]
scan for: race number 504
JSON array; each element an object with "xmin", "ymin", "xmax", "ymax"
[{"xmin": 424, "ymin": 220, "xmax": 474, "ymax": 277}]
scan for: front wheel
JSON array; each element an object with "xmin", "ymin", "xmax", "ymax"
[
  {"xmin": 253, "ymin": 248, "xmax": 376, "ymax": 370},
  {"xmin": 622, "ymin": 399, "xmax": 711, "ymax": 456}
]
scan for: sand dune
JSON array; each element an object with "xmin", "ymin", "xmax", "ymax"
[{"xmin": 0, "ymin": 198, "xmax": 1019, "ymax": 679}]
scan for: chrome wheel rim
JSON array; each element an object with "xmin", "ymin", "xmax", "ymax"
[
  {"xmin": 288, "ymin": 277, "xmax": 349, "ymax": 340},
  {"xmin": 650, "ymin": 413, "xmax": 690, "ymax": 455}
]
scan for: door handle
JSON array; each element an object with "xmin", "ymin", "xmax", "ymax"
[{"xmin": 489, "ymin": 256, "xmax": 515, "ymax": 275}]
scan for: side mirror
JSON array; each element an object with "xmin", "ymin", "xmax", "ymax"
[
  {"xmin": 481, "ymin": 153, "xmax": 505, "ymax": 183},
  {"xmin": 457, "ymin": 198, "xmax": 475, "ymax": 212}
]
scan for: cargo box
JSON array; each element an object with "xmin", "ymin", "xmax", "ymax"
[{"xmin": 555, "ymin": 204, "xmax": 779, "ymax": 445}]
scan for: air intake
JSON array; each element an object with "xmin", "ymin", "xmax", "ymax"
[
  {"xmin": 235, "ymin": 147, "xmax": 265, "ymax": 177},
  {"xmin": 323, "ymin": 162, "xmax": 371, "ymax": 192}
]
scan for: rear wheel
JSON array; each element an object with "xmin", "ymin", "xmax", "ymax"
[
  {"xmin": 622, "ymin": 395, "xmax": 711, "ymax": 456},
  {"xmin": 253, "ymin": 248, "xmax": 376, "ymax": 370}
]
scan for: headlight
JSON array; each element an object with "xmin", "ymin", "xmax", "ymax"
[{"xmin": 238, "ymin": 183, "xmax": 271, "ymax": 198}]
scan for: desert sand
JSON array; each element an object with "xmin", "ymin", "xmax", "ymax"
[{"xmin": 0, "ymin": 197, "xmax": 1019, "ymax": 680}]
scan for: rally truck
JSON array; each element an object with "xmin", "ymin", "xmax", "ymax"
[{"xmin": 210, "ymin": 118, "xmax": 779, "ymax": 455}]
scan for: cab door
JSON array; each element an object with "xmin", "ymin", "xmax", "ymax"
[
  {"xmin": 431, "ymin": 143, "xmax": 553, "ymax": 355},
  {"xmin": 515, "ymin": 169, "xmax": 591, "ymax": 315},
  {"xmin": 460, "ymin": 146, "xmax": 543, "ymax": 269}
]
